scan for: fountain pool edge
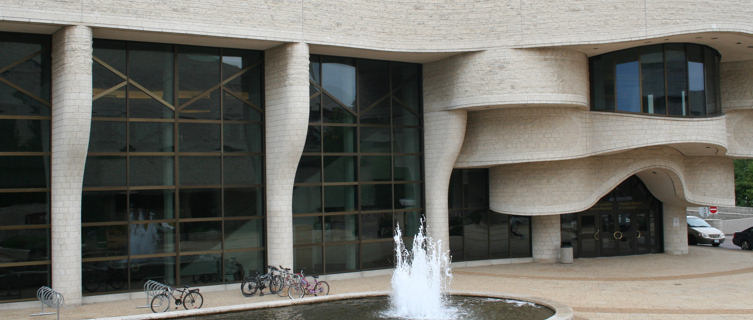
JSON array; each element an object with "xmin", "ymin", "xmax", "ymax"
[{"xmin": 93, "ymin": 291, "xmax": 573, "ymax": 320}]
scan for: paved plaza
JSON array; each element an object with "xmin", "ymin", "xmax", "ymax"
[{"xmin": 4, "ymin": 245, "xmax": 753, "ymax": 319}]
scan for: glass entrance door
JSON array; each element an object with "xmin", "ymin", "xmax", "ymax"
[
  {"xmin": 577, "ymin": 213, "xmax": 598, "ymax": 257},
  {"xmin": 599, "ymin": 213, "xmax": 618, "ymax": 256}
]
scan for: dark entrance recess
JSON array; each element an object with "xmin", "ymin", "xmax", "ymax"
[{"xmin": 561, "ymin": 176, "xmax": 663, "ymax": 258}]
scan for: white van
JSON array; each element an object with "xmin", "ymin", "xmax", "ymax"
[{"xmin": 687, "ymin": 216, "xmax": 725, "ymax": 246}]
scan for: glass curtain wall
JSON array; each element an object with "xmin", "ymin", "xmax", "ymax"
[
  {"xmin": 0, "ymin": 32, "xmax": 51, "ymax": 301},
  {"xmin": 83, "ymin": 40, "xmax": 264, "ymax": 294},
  {"xmin": 448, "ymin": 169, "xmax": 532, "ymax": 261},
  {"xmin": 590, "ymin": 43, "xmax": 721, "ymax": 117},
  {"xmin": 293, "ymin": 56, "xmax": 423, "ymax": 274}
]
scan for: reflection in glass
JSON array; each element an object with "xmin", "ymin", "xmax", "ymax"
[
  {"xmin": 128, "ymin": 222, "xmax": 174, "ymax": 255},
  {"xmin": 360, "ymin": 127, "xmax": 391, "ymax": 153},
  {"xmin": 0, "ymin": 229, "xmax": 49, "ymax": 261},
  {"xmin": 179, "ymin": 156, "xmax": 220, "ymax": 186},
  {"xmin": 179, "ymin": 123, "xmax": 220, "ymax": 152},
  {"xmin": 324, "ymin": 215, "xmax": 358, "ymax": 242},
  {"xmin": 179, "ymin": 189, "xmax": 220, "ymax": 218},
  {"xmin": 361, "ymin": 213, "xmax": 393, "ymax": 239},
  {"xmin": 0, "ymin": 265, "xmax": 49, "ymax": 300},
  {"xmin": 130, "ymin": 257, "xmax": 176, "ymax": 288},
  {"xmin": 294, "ymin": 246, "xmax": 323, "ymax": 274},
  {"xmin": 224, "ymin": 156, "xmax": 262, "ymax": 185},
  {"xmin": 322, "ymin": 57, "xmax": 356, "ymax": 109},
  {"xmin": 0, "ymin": 120, "xmax": 49, "ymax": 152},
  {"xmin": 615, "ymin": 56, "xmax": 640, "ymax": 112},
  {"xmin": 88, "ymin": 121, "xmax": 125, "ymax": 152},
  {"xmin": 295, "ymin": 156, "xmax": 321, "ymax": 183},
  {"xmin": 224, "ymin": 250, "xmax": 263, "ymax": 281},
  {"xmin": 83, "ymin": 261, "xmax": 127, "ymax": 293},
  {"xmin": 361, "ymin": 184, "xmax": 392, "ymax": 211},
  {"xmin": 324, "ymin": 185, "xmax": 357, "ymax": 212},
  {"xmin": 82, "ymin": 225, "xmax": 128, "ymax": 258},
  {"xmin": 294, "ymin": 217, "xmax": 322, "ymax": 245},
  {"xmin": 178, "ymin": 47, "xmax": 220, "ymax": 120},
  {"xmin": 323, "ymin": 126, "xmax": 356, "ymax": 153},
  {"xmin": 1, "ymin": 192, "xmax": 49, "ymax": 225},
  {"xmin": 224, "ymin": 123, "xmax": 262, "ymax": 153},
  {"xmin": 129, "ymin": 122, "xmax": 173, "ymax": 152},
  {"xmin": 180, "ymin": 221, "xmax": 221, "ymax": 252},
  {"xmin": 361, "ymin": 241, "xmax": 392, "ymax": 269},
  {"xmin": 129, "ymin": 156, "xmax": 173, "ymax": 186},
  {"xmin": 224, "ymin": 188, "xmax": 262, "ymax": 217},
  {"xmin": 394, "ymin": 156, "xmax": 421, "ymax": 181},
  {"xmin": 323, "ymin": 156, "xmax": 356, "ymax": 182},
  {"xmin": 360, "ymin": 156, "xmax": 391, "ymax": 182},
  {"xmin": 129, "ymin": 189, "xmax": 174, "ymax": 220},
  {"xmin": 395, "ymin": 183, "xmax": 421, "ymax": 209},
  {"xmin": 510, "ymin": 216, "xmax": 531, "ymax": 258},
  {"xmin": 293, "ymin": 186, "xmax": 321, "ymax": 214},
  {"xmin": 180, "ymin": 254, "xmax": 221, "ymax": 285},
  {"xmin": 83, "ymin": 156, "xmax": 125, "ymax": 187},
  {"xmin": 224, "ymin": 219, "xmax": 263, "ymax": 249},
  {"xmin": 687, "ymin": 45, "xmax": 706, "ymax": 116},
  {"xmin": 640, "ymin": 46, "xmax": 665, "ymax": 115},
  {"xmin": 325, "ymin": 243, "xmax": 358, "ymax": 273},
  {"xmin": 463, "ymin": 210, "xmax": 489, "ymax": 260}
]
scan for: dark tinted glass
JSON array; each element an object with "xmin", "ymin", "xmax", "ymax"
[
  {"xmin": 704, "ymin": 48, "xmax": 721, "ymax": 115},
  {"xmin": 225, "ymin": 250, "xmax": 264, "ymax": 280},
  {"xmin": 0, "ymin": 156, "xmax": 48, "ymax": 188},
  {"xmin": 128, "ymin": 222, "xmax": 175, "ymax": 255},
  {"xmin": 0, "ymin": 228, "xmax": 49, "ymax": 261},
  {"xmin": 361, "ymin": 213, "xmax": 393, "ymax": 240},
  {"xmin": 510, "ymin": 216, "xmax": 531, "ymax": 258},
  {"xmin": 322, "ymin": 94, "xmax": 356, "ymax": 123},
  {"xmin": 179, "ymin": 156, "xmax": 220, "ymax": 185},
  {"xmin": 179, "ymin": 123, "xmax": 220, "ymax": 152},
  {"xmin": 324, "ymin": 243, "xmax": 358, "ymax": 273},
  {"xmin": 640, "ymin": 46, "xmax": 666, "ymax": 115},
  {"xmin": 463, "ymin": 210, "xmax": 489, "ymax": 260},
  {"xmin": 82, "ymin": 191, "xmax": 126, "ymax": 222},
  {"xmin": 224, "ymin": 188, "xmax": 262, "ymax": 217},
  {"xmin": 295, "ymin": 156, "xmax": 321, "ymax": 183},
  {"xmin": 294, "ymin": 216, "xmax": 322, "ymax": 245},
  {"xmin": 129, "ymin": 189, "xmax": 174, "ymax": 220},
  {"xmin": 394, "ymin": 156, "xmax": 421, "ymax": 181},
  {"xmin": 324, "ymin": 185, "xmax": 357, "ymax": 212},
  {"xmin": 293, "ymin": 186, "xmax": 321, "ymax": 214},
  {"xmin": 665, "ymin": 44, "xmax": 687, "ymax": 116},
  {"xmin": 395, "ymin": 183, "xmax": 422, "ymax": 209},
  {"xmin": 687, "ymin": 45, "xmax": 706, "ymax": 116},
  {"xmin": 224, "ymin": 123, "xmax": 262, "ymax": 153},
  {"xmin": 358, "ymin": 60, "xmax": 389, "ymax": 111},
  {"xmin": 129, "ymin": 122, "xmax": 173, "ymax": 152},
  {"xmin": 0, "ymin": 192, "xmax": 47, "ymax": 225},
  {"xmin": 178, "ymin": 46, "xmax": 220, "ymax": 120},
  {"xmin": 590, "ymin": 55, "xmax": 615, "ymax": 111},
  {"xmin": 129, "ymin": 156, "xmax": 174, "ymax": 186},
  {"xmin": 489, "ymin": 212, "xmax": 509, "ymax": 258},
  {"xmin": 0, "ymin": 119, "xmax": 50, "ymax": 152},
  {"xmin": 294, "ymin": 246, "xmax": 323, "ymax": 274},
  {"xmin": 83, "ymin": 156, "xmax": 125, "ymax": 187},
  {"xmin": 89, "ymin": 121, "xmax": 125, "ymax": 152},
  {"xmin": 361, "ymin": 241, "xmax": 393, "ymax": 269},
  {"xmin": 323, "ymin": 156, "xmax": 357, "ymax": 182},
  {"xmin": 224, "ymin": 156, "xmax": 262, "ymax": 185},
  {"xmin": 324, "ymin": 215, "xmax": 358, "ymax": 242},
  {"xmin": 82, "ymin": 225, "xmax": 128, "ymax": 258},
  {"xmin": 83, "ymin": 261, "xmax": 127, "ymax": 293},
  {"xmin": 224, "ymin": 219, "xmax": 263, "ymax": 249},
  {"xmin": 179, "ymin": 188, "xmax": 221, "ymax": 218},
  {"xmin": 0, "ymin": 265, "xmax": 49, "ymax": 299},
  {"xmin": 322, "ymin": 57, "xmax": 356, "ymax": 109},
  {"xmin": 180, "ymin": 222, "xmax": 221, "ymax": 251},
  {"xmin": 322, "ymin": 126, "xmax": 356, "ymax": 153},
  {"xmin": 360, "ymin": 127, "xmax": 391, "ymax": 153},
  {"xmin": 393, "ymin": 127, "xmax": 420, "ymax": 153},
  {"xmin": 361, "ymin": 184, "xmax": 392, "ymax": 211},
  {"xmin": 304, "ymin": 126, "xmax": 321, "ymax": 152},
  {"xmin": 180, "ymin": 254, "xmax": 222, "ymax": 285},
  {"xmin": 615, "ymin": 50, "xmax": 640, "ymax": 113},
  {"xmin": 130, "ymin": 257, "xmax": 176, "ymax": 287},
  {"xmin": 360, "ymin": 156, "xmax": 391, "ymax": 182},
  {"xmin": 127, "ymin": 42, "xmax": 174, "ymax": 119}
]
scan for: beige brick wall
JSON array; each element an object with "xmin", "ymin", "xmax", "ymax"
[
  {"xmin": 51, "ymin": 25, "xmax": 92, "ymax": 306},
  {"xmin": 663, "ymin": 204, "xmax": 689, "ymax": 255},
  {"xmin": 489, "ymin": 147, "xmax": 734, "ymax": 216},
  {"xmin": 423, "ymin": 48, "xmax": 588, "ymax": 113},
  {"xmin": 264, "ymin": 42, "xmax": 310, "ymax": 268},
  {"xmin": 532, "ymin": 215, "xmax": 561, "ymax": 262},
  {"xmin": 457, "ymin": 107, "xmax": 730, "ymax": 167}
]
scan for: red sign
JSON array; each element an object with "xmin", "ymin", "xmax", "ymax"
[{"xmin": 709, "ymin": 206, "xmax": 718, "ymax": 214}]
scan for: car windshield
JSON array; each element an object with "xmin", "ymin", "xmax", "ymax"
[{"xmin": 687, "ymin": 216, "xmax": 711, "ymax": 228}]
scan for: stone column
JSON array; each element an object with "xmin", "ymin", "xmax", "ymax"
[
  {"xmin": 423, "ymin": 110, "xmax": 466, "ymax": 251},
  {"xmin": 532, "ymin": 215, "xmax": 561, "ymax": 262},
  {"xmin": 51, "ymin": 25, "xmax": 92, "ymax": 305},
  {"xmin": 264, "ymin": 43, "xmax": 309, "ymax": 268},
  {"xmin": 663, "ymin": 204, "xmax": 688, "ymax": 255}
]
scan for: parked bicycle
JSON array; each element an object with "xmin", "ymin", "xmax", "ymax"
[
  {"xmin": 241, "ymin": 265, "xmax": 283, "ymax": 297},
  {"xmin": 276, "ymin": 266, "xmax": 301, "ymax": 297},
  {"xmin": 150, "ymin": 285, "xmax": 203, "ymax": 313},
  {"xmin": 287, "ymin": 269, "xmax": 329, "ymax": 299}
]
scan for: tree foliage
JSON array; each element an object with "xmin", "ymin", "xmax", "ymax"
[{"xmin": 735, "ymin": 159, "xmax": 753, "ymax": 207}]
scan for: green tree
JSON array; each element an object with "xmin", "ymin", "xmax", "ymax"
[{"xmin": 735, "ymin": 159, "xmax": 753, "ymax": 207}]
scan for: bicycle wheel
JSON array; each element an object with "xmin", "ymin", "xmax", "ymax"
[
  {"xmin": 277, "ymin": 276, "xmax": 290, "ymax": 297},
  {"xmin": 183, "ymin": 291, "xmax": 203, "ymax": 310},
  {"xmin": 240, "ymin": 278, "xmax": 258, "ymax": 297},
  {"xmin": 287, "ymin": 284, "xmax": 305, "ymax": 299},
  {"xmin": 314, "ymin": 281, "xmax": 330, "ymax": 296},
  {"xmin": 150, "ymin": 293, "xmax": 171, "ymax": 313},
  {"xmin": 268, "ymin": 275, "xmax": 283, "ymax": 294}
]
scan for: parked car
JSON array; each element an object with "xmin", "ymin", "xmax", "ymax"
[
  {"xmin": 687, "ymin": 216, "xmax": 725, "ymax": 247},
  {"xmin": 732, "ymin": 227, "xmax": 753, "ymax": 250}
]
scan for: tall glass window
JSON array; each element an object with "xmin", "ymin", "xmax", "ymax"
[
  {"xmin": 590, "ymin": 44, "xmax": 721, "ymax": 117},
  {"xmin": 293, "ymin": 56, "xmax": 423, "ymax": 274},
  {"xmin": 83, "ymin": 40, "xmax": 263, "ymax": 294},
  {"xmin": 448, "ymin": 169, "xmax": 532, "ymax": 261},
  {"xmin": 0, "ymin": 32, "xmax": 51, "ymax": 302}
]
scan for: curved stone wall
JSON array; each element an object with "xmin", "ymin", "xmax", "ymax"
[
  {"xmin": 423, "ymin": 48, "xmax": 589, "ymax": 112},
  {"xmin": 722, "ymin": 60, "xmax": 753, "ymax": 111},
  {"xmin": 489, "ymin": 147, "xmax": 734, "ymax": 216},
  {"xmin": 456, "ymin": 107, "xmax": 729, "ymax": 167},
  {"xmin": 3, "ymin": 1, "xmax": 753, "ymax": 54}
]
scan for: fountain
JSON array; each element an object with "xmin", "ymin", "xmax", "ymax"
[
  {"xmin": 183, "ymin": 223, "xmax": 565, "ymax": 320},
  {"xmin": 384, "ymin": 224, "xmax": 455, "ymax": 319}
]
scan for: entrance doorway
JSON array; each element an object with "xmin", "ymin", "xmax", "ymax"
[{"xmin": 561, "ymin": 176, "xmax": 663, "ymax": 258}]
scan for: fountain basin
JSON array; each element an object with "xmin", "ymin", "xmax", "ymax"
[{"xmin": 104, "ymin": 291, "xmax": 572, "ymax": 320}]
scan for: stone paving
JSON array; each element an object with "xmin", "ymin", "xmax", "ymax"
[{"xmin": 4, "ymin": 246, "xmax": 753, "ymax": 319}]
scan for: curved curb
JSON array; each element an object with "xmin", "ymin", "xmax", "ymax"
[{"xmin": 92, "ymin": 290, "xmax": 573, "ymax": 320}]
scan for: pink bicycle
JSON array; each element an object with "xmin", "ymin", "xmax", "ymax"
[{"xmin": 287, "ymin": 270, "xmax": 329, "ymax": 299}]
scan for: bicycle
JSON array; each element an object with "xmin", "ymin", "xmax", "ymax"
[
  {"xmin": 276, "ymin": 266, "xmax": 301, "ymax": 297},
  {"xmin": 287, "ymin": 269, "xmax": 329, "ymax": 299},
  {"xmin": 150, "ymin": 285, "xmax": 203, "ymax": 313},
  {"xmin": 240, "ymin": 265, "xmax": 283, "ymax": 297}
]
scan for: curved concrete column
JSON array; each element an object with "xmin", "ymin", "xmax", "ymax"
[
  {"xmin": 532, "ymin": 215, "xmax": 561, "ymax": 262},
  {"xmin": 663, "ymin": 204, "xmax": 689, "ymax": 255},
  {"xmin": 264, "ymin": 42, "xmax": 310, "ymax": 268},
  {"xmin": 423, "ymin": 110, "xmax": 466, "ymax": 251},
  {"xmin": 51, "ymin": 25, "xmax": 92, "ymax": 305}
]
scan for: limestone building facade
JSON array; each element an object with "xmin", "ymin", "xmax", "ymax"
[{"xmin": 1, "ymin": 0, "xmax": 752, "ymax": 306}]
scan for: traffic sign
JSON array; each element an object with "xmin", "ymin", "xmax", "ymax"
[{"xmin": 709, "ymin": 206, "xmax": 718, "ymax": 214}]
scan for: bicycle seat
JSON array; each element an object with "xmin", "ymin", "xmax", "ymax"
[{"xmin": 312, "ymin": 275, "xmax": 319, "ymax": 279}]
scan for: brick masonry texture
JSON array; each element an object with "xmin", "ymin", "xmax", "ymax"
[
  {"xmin": 264, "ymin": 43, "xmax": 309, "ymax": 268},
  {"xmin": 663, "ymin": 204, "xmax": 689, "ymax": 255},
  {"xmin": 532, "ymin": 215, "xmax": 561, "ymax": 262},
  {"xmin": 51, "ymin": 25, "xmax": 92, "ymax": 306}
]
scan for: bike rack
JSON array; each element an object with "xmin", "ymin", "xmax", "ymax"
[
  {"xmin": 30, "ymin": 286, "xmax": 64, "ymax": 320},
  {"xmin": 138, "ymin": 280, "xmax": 170, "ymax": 309}
]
